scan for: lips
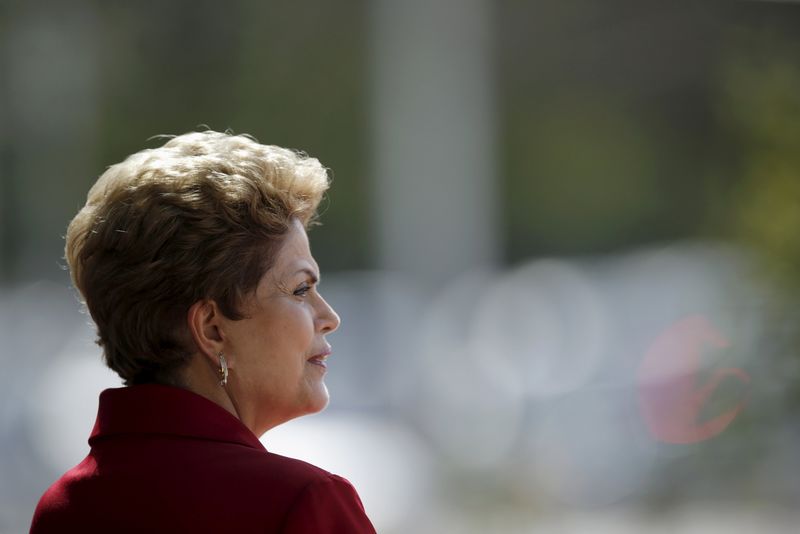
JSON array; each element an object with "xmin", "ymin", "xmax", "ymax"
[{"xmin": 307, "ymin": 348, "xmax": 331, "ymax": 369}]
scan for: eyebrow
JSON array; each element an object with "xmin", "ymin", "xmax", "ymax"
[{"xmin": 293, "ymin": 267, "xmax": 320, "ymax": 284}]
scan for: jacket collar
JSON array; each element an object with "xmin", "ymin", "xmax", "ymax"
[{"xmin": 89, "ymin": 384, "xmax": 266, "ymax": 451}]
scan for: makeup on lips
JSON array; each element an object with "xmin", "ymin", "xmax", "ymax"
[{"xmin": 307, "ymin": 349, "xmax": 331, "ymax": 369}]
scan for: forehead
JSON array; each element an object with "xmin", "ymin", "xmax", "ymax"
[{"xmin": 271, "ymin": 219, "xmax": 317, "ymax": 274}]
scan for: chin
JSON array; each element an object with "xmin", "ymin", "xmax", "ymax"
[{"xmin": 306, "ymin": 386, "xmax": 330, "ymax": 414}]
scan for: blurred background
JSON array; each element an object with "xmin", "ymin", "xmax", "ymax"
[{"xmin": 2, "ymin": 0, "xmax": 800, "ymax": 532}]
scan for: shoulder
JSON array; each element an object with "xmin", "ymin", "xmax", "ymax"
[
  {"xmin": 30, "ymin": 457, "xmax": 95, "ymax": 532},
  {"xmin": 198, "ymin": 444, "xmax": 350, "ymax": 506},
  {"xmin": 216, "ymin": 448, "xmax": 377, "ymax": 532},
  {"xmin": 280, "ymin": 472, "xmax": 377, "ymax": 534},
  {"xmin": 219, "ymin": 445, "xmax": 337, "ymax": 488}
]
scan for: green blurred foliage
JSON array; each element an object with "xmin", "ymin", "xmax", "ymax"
[
  {"xmin": 714, "ymin": 32, "xmax": 800, "ymax": 294},
  {"xmin": 4, "ymin": 0, "xmax": 800, "ymax": 289},
  {"xmin": 643, "ymin": 23, "xmax": 800, "ymax": 509},
  {"xmin": 713, "ymin": 26, "xmax": 800, "ymax": 422},
  {"xmin": 505, "ymin": 93, "xmax": 663, "ymax": 254},
  {"xmin": 499, "ymin": 0, "xmax": 725, "ymax": 261}
]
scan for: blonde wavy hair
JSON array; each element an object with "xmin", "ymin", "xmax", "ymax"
[{"xmin": 66, "ymin": 130, "xmax": 330, "ymax": 385}]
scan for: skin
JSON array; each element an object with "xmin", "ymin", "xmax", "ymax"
[{"xmin": 181, "ymin": 218, "xmax": 340, "ymax": 437}]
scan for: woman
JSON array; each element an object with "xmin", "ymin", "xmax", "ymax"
[{"xmin": 30, "ymin": 131, "xmax": 377, "ymax": 533}]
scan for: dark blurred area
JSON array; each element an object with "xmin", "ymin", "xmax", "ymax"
[{"xmin": 3, "ymin": 1, "xmax": 800, "ymax": 532}]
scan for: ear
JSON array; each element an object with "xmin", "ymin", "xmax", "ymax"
[{"xmin": 187, "ymin": 300, "xmax": 230, "ymax": 368}]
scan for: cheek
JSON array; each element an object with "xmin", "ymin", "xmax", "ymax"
[
  {"xmin": 256, "ymin": 311, "xmax": 315, "ymax": 362},
  {"xmin": 279, "ymin": 306, "xmax": 316, "ymax": 342},
  {"xmin": 229, "ymin": 305, "xmax": 315, "ymax": 369}
]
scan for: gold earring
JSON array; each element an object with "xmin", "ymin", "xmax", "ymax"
[{"xmin": 218, "ymin": 352, "xmax": 228, "ymax": 387}]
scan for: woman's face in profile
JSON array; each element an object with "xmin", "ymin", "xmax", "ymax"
[{"xmin": 220, "ymin": 219, "xmax": 340, "ymax": 434}]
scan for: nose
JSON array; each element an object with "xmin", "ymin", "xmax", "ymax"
[{"xmin": 317, "ymin": 294, "xmax": 340, "ymax": 334}]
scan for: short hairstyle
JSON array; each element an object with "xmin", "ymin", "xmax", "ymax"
[{"xmin": 65, "ymin": 130, "xmax": 330, "ymax": 385}]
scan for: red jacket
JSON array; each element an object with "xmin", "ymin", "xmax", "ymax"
[{"xmin": 30, "ymin": 384, "xmax": 377, "ymax": 533}]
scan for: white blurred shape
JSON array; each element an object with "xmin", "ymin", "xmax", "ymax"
[
  {"xmin": 26, "ymin": 329, "xmax": 121, "ymax": 473},
  {"xmin": 473, "ymin": 259, "xmax": 609, "ymax": 398},
  {"xmin": 415, "ymin": 271, "xmax": 525, "ymax": 471},
  {"xmin": 262, "ymin": 413, "xmax": 435, "ymax": 533}
]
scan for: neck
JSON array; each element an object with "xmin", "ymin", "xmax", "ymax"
[{"xmin": 177, "ymin": 354, "xmax": 241, "ymax": 425}]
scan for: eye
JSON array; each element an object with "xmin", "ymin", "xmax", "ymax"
[{"xmin": 293, "ymin": 284, "xmax": 311, "ymax": 297}]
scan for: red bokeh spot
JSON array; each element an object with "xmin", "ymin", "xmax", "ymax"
[{"xmin": 637, "ymin": 315, "xmax": 750, "ymax": 444}]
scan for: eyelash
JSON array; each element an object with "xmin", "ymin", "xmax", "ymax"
[{"xmin": 293, "ymin": 284, "xmax": 312, "ymax": 297}]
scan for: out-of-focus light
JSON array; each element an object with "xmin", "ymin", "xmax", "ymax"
[
  {"xmin": 263, "ymin": 413, "xmax": 435, "ymax": 533},
  {"xmin": 473, "ymin": 259, "xmax": 609, "ymax": 399},
  {"xmin": 414, "ymin": 271, "xmax": 525, "ymax": 471},
  {"xmin": 637, "ymin": 315, "xmax": 750, "ymax": 444}
]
